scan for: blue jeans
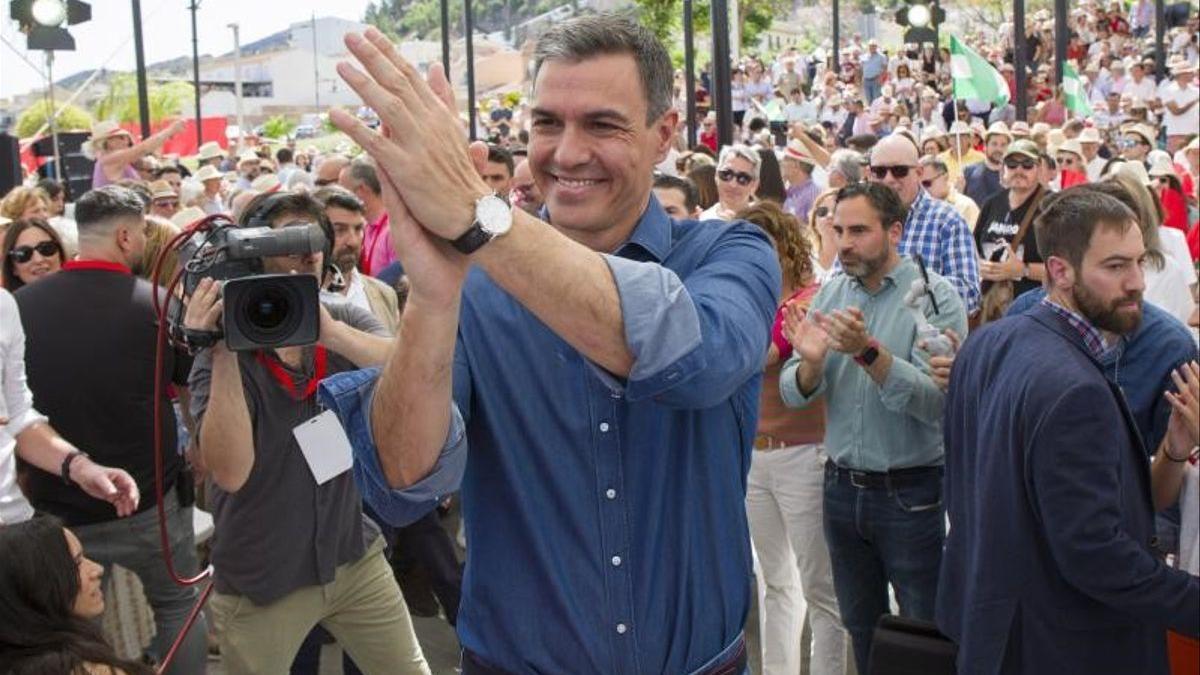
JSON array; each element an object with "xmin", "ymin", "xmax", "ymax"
[
  {"xmin": 72, "ymin": 488, "xmax": 207, "ymax": 675},
  {"xmin": 822, "ymin": 463, "xmax": 944, "ymax": 674},
  {"xmin": 863, "ymin": 77, "xmax": 882, "ymax": 105}
]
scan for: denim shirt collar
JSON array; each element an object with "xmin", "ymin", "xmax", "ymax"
[{"xmin": 539, "ymin": 193, "xmax": 672, "ymax": 263}]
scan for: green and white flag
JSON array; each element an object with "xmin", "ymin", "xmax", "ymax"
[
  {"xmin": 1061, "ymin": 62, "xmax": 1094, "ymax": 116},
  {"xmin": 950, "ymin": 35, "xmax": 1010, "ymax": 106}
]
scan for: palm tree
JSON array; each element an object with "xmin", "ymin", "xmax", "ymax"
[{"xmin": 93, "ymin": 74, "xmax": 194, "ymax": 125}]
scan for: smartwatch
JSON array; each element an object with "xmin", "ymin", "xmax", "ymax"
[{"xmin": 853, "ymin": 339, "xmax": 881, "ymax": 367}]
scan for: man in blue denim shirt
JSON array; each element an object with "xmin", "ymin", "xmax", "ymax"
[{"xmin": 322, "ymin": 14, "xmax": 781, "ymax": 675}]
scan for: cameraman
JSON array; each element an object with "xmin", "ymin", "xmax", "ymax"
[{"xmin": 184, "ymin": 192, "xmax": 430, "ymax": 673}]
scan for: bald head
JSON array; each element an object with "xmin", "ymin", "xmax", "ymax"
[
  {"xmin": 316, "ymin": 155, "xmax": 350, "ymax": 186},
  {"xmin": 867, "ymin": 134, "xmax": 922, "ymax": 206}
]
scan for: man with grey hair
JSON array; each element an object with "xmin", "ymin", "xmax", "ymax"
[
  {"xmin": 339, "ymin": 158, "xmax": 394, "ymax": 276},
  {"xmin": 827, "ymin": 148, "xmax": 865, "ymax": 189},
  {"xmin": 325, "ymin": 13, "xmax": 780, "ymax": 674},
  {"xmin": 14, "ymin": 185, "xmax": 208, "ymax": 673},
  {"xmin": 700, "ymin": 143, "xmax": 762, "ymax": 220}
]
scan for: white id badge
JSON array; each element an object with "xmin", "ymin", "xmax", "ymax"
[{"xmin": 293, "ymin": 410, "xmax": 354, "ymax": 485}]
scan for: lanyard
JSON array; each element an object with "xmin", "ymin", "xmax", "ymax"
[{"xmin": 255, "ymin": 346, "xmax": 327, "ymax": 401}]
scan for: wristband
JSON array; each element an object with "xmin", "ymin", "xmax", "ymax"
[{"xmin": 61, "ymin": 451, "xmax": 87, "ymax": 485}]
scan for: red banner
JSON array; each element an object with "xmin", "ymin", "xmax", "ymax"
[{"xmin": 19, "ymin": 117, "xmax": 230, "ymax": 174}]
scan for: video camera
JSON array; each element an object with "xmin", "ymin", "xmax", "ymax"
[{"xmin": 172, "ymin": 216, "xmax": 326, "ymax": 351}]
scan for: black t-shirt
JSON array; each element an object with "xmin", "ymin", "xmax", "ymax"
[
  {"xmin": 974, "ymin": 188, "xmax": 1045, "ymax": 298},
  {"xmin": 15, "ymin": 264, "xmax": 191, "ymax": 525}
]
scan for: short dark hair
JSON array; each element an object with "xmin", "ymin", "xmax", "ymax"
[
  {"xmin": 653, "ymin": 174, "xmax": 699, "ymax": 213},
  {"xmin": 834, "ymin": 182, "xmax": 908, "ymax": 230},
  {"xmin": 345, "ymin": 159, "xmax": 382, "ymax": 197},
  {"xmin": 1034, "ymin": 185, "xmax": 1136, "ymax": 270},
  {"xmin": 533, "ymin": 13, "xmax": 673, "ymax": 124},
  {"xmin": 155, "ymin": 165, "xmax": 182, "ymax": 178},
  {"xmin": 312, "ymin": 185, "xmax": 365, "ymax": 215},
  {"xmin": 276, "ymin": 147, "xmax": 294, "ymax": 164},
  {"xmin": 239, "ymin": 191, "xmax": 330, "ymax": 232},
  {"xmin": 487, "ymin": 145, "xmax": 515, "ymax": 177},
  {"xmin": 74, "ymin": 186, "xmax": 147, "ymax": 236}
]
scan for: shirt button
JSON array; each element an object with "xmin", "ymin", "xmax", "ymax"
[
  {"xmin": 616, "ymin": 623, "xmax": 628, "ymax": 635},
  {"xmin": 599, "ymin": 422, "xmax": 610, "ymax": 433},
  {"xmin": 605, "ymin": 488, "xmax": 617, "ymax": 500},
  {"xmin": 611, "ymin": 555, "xmax": 622, "ymax": 567}
]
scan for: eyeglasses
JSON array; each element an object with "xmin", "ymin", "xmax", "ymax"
[
  {"xmin": 1056, "ymin": 156, "xmax": 1077, "ymax": 166},
  {"xmin": 314, "ymin": 178, "xmax": 336, "ymax": 187},
  {"xmin": 813, "ymin": 205, "xmax": 832, "ymax": 218},
  {"xmin": 8, "ymin": 240, "xmax": 61, "ymax": 264},
  {"xmin": 1004, "ymin": 157, "xmax": 1038, "ymax": 170},
  {"xmin": 154, "ymin": 199, "xmax": 179, "ymax": 209},
  {"xmin": 717, "ymin": 168, "xmax": 755, "ymax": 186},
  {"xmin": 868, "ymin": 165, "xmax": 914, "ymax": 179},
  {"xmin": 920, "ymin": 173, "xmax": 947, "ymax": 188}
]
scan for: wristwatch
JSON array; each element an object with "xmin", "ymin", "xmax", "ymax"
[
  {"xmin": 61, "ymin": 451, "xmax": 87, "ymax": 485},
  {"xmin": 853, "ymin": 339, "xmax": 881, "ymax": 367},
  {"xmin": 450, "ymin": 193, "xmax": 513, "ymax": 255}
]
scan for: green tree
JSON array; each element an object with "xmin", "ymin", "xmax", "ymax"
[
  {"xmin": 15, "ymin": 100, "xmax": 93, "ymax": 139},
  {"xmin": 633, "ymin": 0, "xmax": 789, "ymax": 51},
  {"xmin": 92, "ymin": 74, "xmax": 194, "ymax": 125},
  {"xmin": 262, "ymin": 115, "xmax": 297, "ymax": 139}
]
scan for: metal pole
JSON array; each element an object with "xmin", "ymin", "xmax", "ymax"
[
  {"xmin": 1014, "ymin": 0, "xmax": 1027, "ymax": 121},
  {"xmin": 1154, "ymin": 0, "xmax": 1165, "ymax": 81},
  {"xmin": 730, "ymin": 0, "xmax": 740, "ymax": 61},
  {"xmin": 312, "ymin": 12, "xmax": 320, "ymax": 113},
  {"xmin": 711, "ymin": 0, "xmax": 734, "ymax": 147},
  {"xmin": 832, "ymin": 0, "xmax": 840, "ymax": 74},
  {"xmin": 440, "ymin": 0, "xmax": 451, "ymax": 79},
  {"xmin": 228, "ymin": 23, "xmax": 244, "ymax": 149},
  {"xmin": 132, "ymin": 0, "xmax": 152, "ymax": 139},
  {"xmin": 465, "ymin": 0, "xmax": 477, "ymax": 141},
  {"xmin": 46, "ymin": 52, "xmax": 62, "ymax": 182},
  {"xmin": 1053, "ymin": 0, "xmax": 1067, "ymax": 86},
  {"xmin": 684, "ymin": 0, "xmax": 697, "ymax": 147},
  {"xmin": 190, "ymin": 0, "xmax": 202, "ymax": 147}
]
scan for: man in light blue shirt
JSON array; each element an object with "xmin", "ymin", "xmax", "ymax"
[
  {"xmin": 779, "ymin": 181, "xmax": 966, "ymax": 674},
  {"xmin": 860, "ymin": 40, "xmax": 888, "ymax": 104}
]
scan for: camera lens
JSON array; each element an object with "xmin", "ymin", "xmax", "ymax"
[
  {"xmin": 236, "ymin": 278, "xmax": 303, "ymax": 344},
  {"xmin": 248, "ymin": 288, "xmax": 289, "ymax": 330}
]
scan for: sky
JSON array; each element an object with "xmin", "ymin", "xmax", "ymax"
[{"xmin": 0, "ymin": 0, "xmax": 373, "ymax": 99}]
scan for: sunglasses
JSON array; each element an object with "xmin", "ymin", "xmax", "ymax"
[
  {"xmin": 154, "ymin": 199, "xmax": 179, "ymax": 209},
  {"xmin": 8, "ymin": 240, "xmax": 61, "ymax": 264},
  {"xmin": 813, "ymin": 205, "xmax": 831, "ymax": 218},
  {"xmin": 920, "ymin": 173, "xmax": 947, "ymax": 188},
  {"xmin": 1056, "ymin": 156, "xmax": 1077, "ymax": 165},
  {"xmin": 717, "ymin": 168, "xmax": 755, "ymax": 186},
  {"xmin": 1004, "ymin": 158, "xmax": 1038, "ymax": 170},
  {"xmin": 869, "ymin": 165, "xmax": 913, "ymax": 179},
  {"xmin": 314, "ymin": 178, "xmax": 336, "ymax": 187}
]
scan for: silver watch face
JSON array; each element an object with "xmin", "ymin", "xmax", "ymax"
[{"xmin": 476, "ymin": 194, "xmax": 513, "ymax": 236}]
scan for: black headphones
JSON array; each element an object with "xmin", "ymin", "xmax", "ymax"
[{"xmin": 240, "ymin": 191, "xmax": 336, "ymax": 279}]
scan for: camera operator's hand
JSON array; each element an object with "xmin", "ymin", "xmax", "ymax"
[
  {"xmin": 185, "ymin": 278, "xmax": 224, "ymax": 334},
  {"xmin": 330, "ymin": 28, "xmax": 492, "ymax": 242}
]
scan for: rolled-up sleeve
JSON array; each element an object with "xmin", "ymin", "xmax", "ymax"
[
  {"xmin": 779, "ymin": 352, "xmax": 825, "ymax": 408},
  {"xmin": 603, "ymin": 222, "xmax": 781, "ymax": 408},
  {"xmin": 318, "ymin": 368, "xmax": 467, "ymax": 527},
  {"xmin": 1, "ymin": 291, "xmax": 47, "ymax": 437}
]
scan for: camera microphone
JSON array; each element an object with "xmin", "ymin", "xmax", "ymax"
[{"xmin": 226, "ymin": 223, "xmax": 326, "ymax": 259}]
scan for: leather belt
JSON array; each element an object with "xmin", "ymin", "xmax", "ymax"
[{"xmin": 825, "ymin": 459, "xmax": 942, "ymax": 489}]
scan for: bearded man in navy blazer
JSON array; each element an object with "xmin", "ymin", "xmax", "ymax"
[{"xmin": 938, "ymin": 186, "xmax": 1199, "ymax": 674}]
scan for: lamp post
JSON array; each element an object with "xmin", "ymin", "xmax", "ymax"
[
  {"xmin": 711, "ymin": 0, "xmax": 733, "ymax": 147},
  {"xmin": 131, "ymin": 0, "xmax": 151, "ymax": 138},
  {"xmin": 189, "ymin": 0, "xmax": 202, "ymax": 146},
  {"xmin": 464, "ymin": 0, "xmax": 476, "ymax": 141},
  {"xmin": 684, "ymin": 0, "xmax": 696, "ymax": 147},
  {"xmin": 228, "ymin": 22, "xmax": 244, "ymax": 149}
]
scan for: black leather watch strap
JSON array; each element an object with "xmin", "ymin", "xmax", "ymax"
[
  {"xmin": 61, "ymin": 451, "xmax": 87, "ymax": 485},
  {"xmin": 450, "ymin": 222, "xmax": 492, "ymax": 255}
]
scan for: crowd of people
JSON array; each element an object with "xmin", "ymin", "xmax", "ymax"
[{"xmin": 0, "ymin": 7, "xmax": 1198, "ymax": 675}]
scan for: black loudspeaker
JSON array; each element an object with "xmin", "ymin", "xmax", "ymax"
[
  {"xmin": 0, "ymin": 133, "xmax": 19, "ymax": 198},
  {"xmin": 33, "ymin": 132, "xmax": 93, "ymax": 200}
]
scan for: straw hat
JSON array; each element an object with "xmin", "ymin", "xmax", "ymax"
[
  {"xmin": 148, "ymin": 180, "xmax": 177, "ymax": 200},
  {"xmin": 1009, "ymin": 121, "xmax": 1031, "ymax": 137},
  {"xmin": 194, "ymin": 165, "xmax": 222, "ymax": 182},
  {"xmin": 171, "ymin": 206, "xmax": 207, "ymax": 230},
  {"xmin": 236, "ymin": 150, "xmax": 261, "ymax": 166},
  {"xmin": 1123, "ymin": 125, "xmax": 1156, "ymax": 146},
  {"xmin": 1147, "ymin": 154, "xmax": 1177, "ymax": 178},
  {"xmin": 1079, "ymin": 127, "xmax": 1102, "ymax": 144},
  {"xmin": 948, "ymin": 120, "xmax": 971, "ymax": 136},
  {"xmin": 195, "ymin": 141, "xmax": 224, "ymax": 162},
  {"xmin": 250, "ymin": 174, "xmax": 282, "ymax": 193},
  {"xmin": 85, "ymin": 121, "xmax": 134, "ymax": 154},
  {"xmin": 1057, "ymin": 138, "xmax": 1085, "ymax": 160},
  {"xmin": 1113, "ymin": 159, "xmax": 1154, "ymax": 187},
  {"xmin": 986, "ymin": 121, "xmax": 1012, "ymax": 142}
]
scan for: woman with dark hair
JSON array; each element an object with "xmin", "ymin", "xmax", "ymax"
[
  {"xmin": 0, "ymin": 516, "xmax": 153, "ymax": 675},
  {"xmin": 2, "ymin": 219, "xmax": 66, "ymax": 292},
  {"xmin": 755, "ymin": 148, "xmax": 787, "ymax": 204}
]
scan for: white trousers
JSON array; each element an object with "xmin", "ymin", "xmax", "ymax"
[{"xmin": 747, "ymin": 443, "xmax": 850, "ymax": 675}]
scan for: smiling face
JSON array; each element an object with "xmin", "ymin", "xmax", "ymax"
[
  {"xmin": 9, "ymin": 225, "xmax": 63, "ymax": 285},
  {"xmin": 715, "ymin": 155, "xmax": 759, "ymax": 211},
  {"xmin": 529, "ymin": 53, "xmax": 677, "ymax": 249},
  {"xmin": 65, "ymin": 529, "xmax": 105, "ymax": 619}
]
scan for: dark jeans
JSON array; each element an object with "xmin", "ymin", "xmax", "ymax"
[{"xmin": 822, "ymin": 462, "xmax": 944, "ymax": 674}]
